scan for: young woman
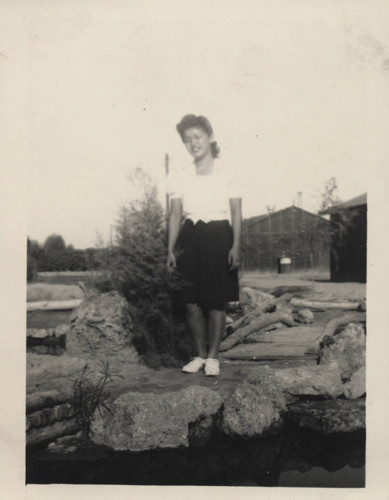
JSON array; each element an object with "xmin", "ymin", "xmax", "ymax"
[{"xmin": 167, "ymin": 114, "xmax": 242, "ymax": 376}]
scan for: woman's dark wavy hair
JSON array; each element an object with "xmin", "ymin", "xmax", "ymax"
[{"xmin": 176, "ymin": 114, "xmax": 220, "ymax": 158}]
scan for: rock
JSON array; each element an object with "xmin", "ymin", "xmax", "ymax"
[
  {"xmin": 295, "ymin": 309, "xmax": 314, "ymax": 324},
  {"xmin": 245, "ymin": 363, "xmax": 344, "ymax": 401},
  {"xmin": 47, "ymin": 432, "xmax": 83, "ymax": 454},
  {"xmin": 67, "ymin": 291, "xmax": 138, "ymax": 362},
  {"xmin": 188, "ymin": 415, "xmax": 216, "ymax": 446},
  {"xmin": 343, "ymin": 366, "xmax": 366, "ymax": 399},
  {"xmin": 318, "ymin": 322, "xmax": 365, "ymax": 380},
  {"xmin": 358, "ymin": 299, "xmax": 366, "ymax": 312},
  {"xmin": 219, "ymin": 368, "xmax": 287, "ymax": 438},
  {"xmin": 219, "ymin": 359, "xmax": 348, "ymax": 439},
  {"xmin": 55, "ymin": 324, "xmax": 70, "ymax": 336},
  {"xmin": 90, "ymin": 385, "xmax": 224, "ymax": 451},
  {"xmin": 269, "ymin": 363, "xmax": 344, "ymax": 400},
  {"xmin": 27, "ymin": 328, "xmax": 47, "ymax": 339},
  {"xmin": 287, "ymin": 399, "xmax": 365, "ymax": 434}
]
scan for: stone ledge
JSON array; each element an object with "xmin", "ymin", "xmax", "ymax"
[{"xmin": 286, "ymin": 399, "xmax": 366, "ymax": 434}]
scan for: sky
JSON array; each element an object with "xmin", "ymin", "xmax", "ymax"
[{"xmin": 20, "ymin": 0, "xmax": 389, "ymax": 248}]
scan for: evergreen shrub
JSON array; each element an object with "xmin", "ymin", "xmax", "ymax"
[{"xmin": 95, "ymin": 169, "xmax": 191, "ymax": 368}]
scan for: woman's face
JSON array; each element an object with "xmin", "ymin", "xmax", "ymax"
[{"xmin": 183, "ymin": 126, "xmax": 213, "ymax": 161}]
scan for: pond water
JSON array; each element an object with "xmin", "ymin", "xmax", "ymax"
[{"xmin": 26, "ymin": 427, "xmax": 365, "ymax": 487}]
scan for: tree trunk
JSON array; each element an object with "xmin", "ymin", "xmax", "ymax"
[
  {"xmin": 27, "ymin": 299, "xmax": 82, "ymax": 311},
  {"xmin": 290, "ymin": 298, "xmax": 362, "ymax": 311},
  {"xmin": 26, "ymin": 419, "xmax": 79, "ymax": 447},
  {"xmin": 219, "ymin": 312, "xmax": 295, "ymax": 352},
  {"xmin": 26, "ymin": 389, "xmax": 70, "ymax": 413},
  {"xmin": 322, "ymin": 313, "xmax": 366, "ymax": 338}
]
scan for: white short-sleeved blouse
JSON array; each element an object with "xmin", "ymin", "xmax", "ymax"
[{"xmin": 166, "ymin": 158, "xmax": 242, "ymax": 224}]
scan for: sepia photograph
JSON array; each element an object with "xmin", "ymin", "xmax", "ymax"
[{"xmin": 2, "ymin": 0, "xmax": 389, "ymax": 498}]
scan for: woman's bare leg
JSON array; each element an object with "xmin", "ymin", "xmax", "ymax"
[
  {"xmin": 185, "ymin": 303, "xmax": 207, "ymax": 358},
  {"xmin": 207, "ymin": 309, "xmax": 226, "ymax": 359}
]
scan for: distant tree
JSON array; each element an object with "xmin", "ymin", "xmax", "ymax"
[
  {"xmin": 319, "ymin": 177, "xmax": 356, "ymax": 239},
  {"xmin": 27, "ymin": 238, "xmax": 43, "ymax": 280},
  {"xmin": 43, "ymin": 234, "xmax": 66, "ymax": 253},
  {"xmin": 297, "ymin": 177, "xmax": 356, "ymax": 271},
  {"xmin": 27, "ymin": 238, "xmax": 43, "ymax": 258}
]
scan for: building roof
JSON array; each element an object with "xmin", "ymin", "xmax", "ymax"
[
  {"xmin": 319, "ymin": 192, "xmax": 367, "ymax": 214},
  {"xmin": 244, "ymin": 205, "xmax": 326, "ymax": 226}
]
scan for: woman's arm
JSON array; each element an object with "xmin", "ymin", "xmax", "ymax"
[
  {"xmin": 167, "ymin": 198, "xmax": 183, "ymax": 272},
  {"xmin": 228, "ymin": 198, "xmax": 242, "ymax": 270}
]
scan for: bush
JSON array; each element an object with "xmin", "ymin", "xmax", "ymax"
[{"xmin": 95, "ymin": 169, "xmax": 191, "ymax": 367}]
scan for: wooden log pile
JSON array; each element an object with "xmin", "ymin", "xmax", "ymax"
[
  {"xmin": 26, "ymin": 389, "xmax": 79, "ymax": 447},
  {"xmin": 222, "ymin": 287, "xmax": 366, "ymax": 359}
]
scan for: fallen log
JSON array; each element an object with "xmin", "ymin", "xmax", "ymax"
[
  {"xmin": 225, "ymin": 294, "xmax": 288, "ymax": 336},
  {"xmin": 240, "ymin": 287, "xmax": 277, "ymax": 313},
  {"xmin": 27, "ymin": 299, "xmax": 82, "ymax": 312},
  {"xmin": 26, "ymin": 419, "xmax": 80, "ymax": 447},
  {"xmin": 225, "ymin": 305, "xmax": 265, "ymax": 335},
  {"xmin": 225, "ymin": 315, "xmax": 249, "ymax": 336},
  {"xmin": 305, "ymin": 312, "xmax": 367, "ymax": 352},
  {"xmin": 27, "ymin": 389, "xmax": 70, "ymax": 413},
  {"xmin": 27, "ymin": 404, "xmax": 74, "ymax": 429},
  {"xmin": 290, "ymin": 298, "xmax": 362, "ymax": 311},
  {"xmin": 219, "ymin": 311, "xmax": 295, "ymax": 352},
  {"xmin": 322, "ymin": 313, "xmax": 366, "ymax": 338}
]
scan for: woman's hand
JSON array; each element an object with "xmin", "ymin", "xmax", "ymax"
[
  {"xmin": 167, "ymin": 250, "xmax": 177, "ymax": 272},
  {"xmin": 228, "ymin": 246, "xmax": 240, "ymax": 270}
]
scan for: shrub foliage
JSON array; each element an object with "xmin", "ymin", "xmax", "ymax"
[
  {"xmin": 95, "ymin": 168, "xmax": 190, "ymax": 367},
  {"xmin": 69, "ymin": 361, "xmax": 121, "ymax": 443}
]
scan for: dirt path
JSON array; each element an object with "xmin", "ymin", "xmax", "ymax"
[{"xmin": 240, "ymin": 272, "xmax": 366, "ymax": 301}]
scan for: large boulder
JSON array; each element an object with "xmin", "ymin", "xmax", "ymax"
[
  {"xmin": 67, "ymin": 291, "xmax": 138, "ymax": 363},
  {"xmin": 287, "ymin": 399, "xmax": 365, "ymax": 434},
  {"xmin": 219, "ymin": 360, "xmax": 348, "ymax": 439},
  {"xmin": 90, "ymin": 385, "xmax": 224, "ymax": 451},
  {"xmin": 219, "ymin": 368, "xmax": 287, "ymax": 438},
  {"xmin": 318, "ymin": 322, "xmax": 365, "ymax": 381},
  {"xmin": 260, "ymin": 364, "xmax": 344, "ymax": 400},
  {"xmin": 244, "ymin": 364, "xmax": 344, "ymax": 402},
  {"xmin": 343, "ymin": 366, "xmax": 366, "ymax": 399}
]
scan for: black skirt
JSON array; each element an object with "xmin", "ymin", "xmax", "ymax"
[{"xmin": 176, "ymin": 219, "xmax": 239, "ymax": 311}]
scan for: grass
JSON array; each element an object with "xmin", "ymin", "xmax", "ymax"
[{"xmin": 68, "ymin": 360, "xmax": 123, "ymax": 443}]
